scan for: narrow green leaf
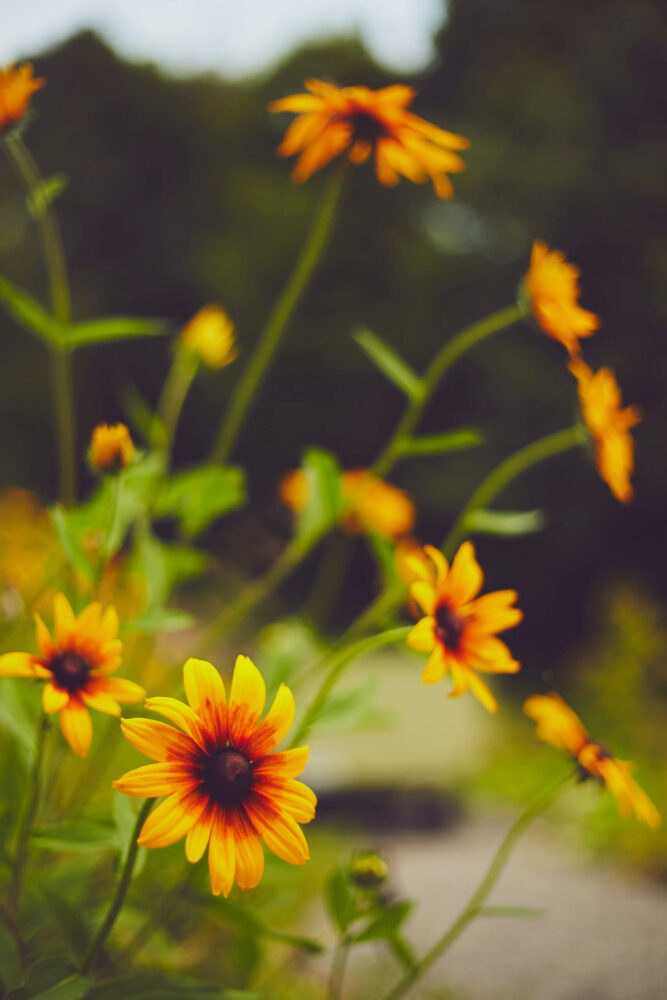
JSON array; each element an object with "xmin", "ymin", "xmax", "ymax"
[
  {"xmin": 66, "ymin": 316, "xmax": 167, "ymax": 348},
  {"xmin": 352, "ymin": 901, "xmax": 413, "ymax": 943},
  {"xmin": 478, "ymin": 905, "xmax": 544, "ymax": 919},
  {"xmin": 353, "ymin": 327, "xmax": 422, "ymax": 400},
  {"xmin": 0, "ymin": 921, "xmax": 22, "ymax": 990},
  {"xmin": 27, "ymin": 174, "xmax": 68, "ymax": 218},
  {"xmin": 154, "ymin": 464, "xmax": 245, "ymax": 538},
  {"xmin": 217, "ymin": 897, "xmax": 324, "ymax": 954},
  {"xmin": 30, "ymin": 974, "xmax": 91, "ymax": 1000},
  {"xmin": 463, "ymin": 508, "xmax": 546, "ymax": 537},
  {"xmin": 31, "ymin": 821, "xmax": 118, "ymax": 853},
  {"xmin": 294, "ymin": 448, "xmax": 343, "ymax": 543},
  {"xmin": 5, "ymin": 958, "xmax": 78, "ymax": 999},
  {"xmin": 325, "ymin": 867, "xmax": 356, "ymax": 933},
  {"xmin": 399, "ymin": 428, "xmax": 483, "ymax": 456},
  {"xmin": 0, "ymin": 274, "xmax": 62, "ymax": 346},
  {"xmin": 122, "ymin": 608, "xmax": 195, "ymax": 634}
]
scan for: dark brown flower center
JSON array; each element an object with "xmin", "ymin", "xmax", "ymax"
[
  {"xmin": 203, "ymin": 748, "xmax": 253, "ymax": 805},
  {"xmin": 343, "ymin": 108, "xmax": 387, "ymax": 144},
  {"xmin": 435, "ymin": 602, "xmax": 464, "ymax": 651},
  {"xmin": 49, "ymin": 650, "xmax": 90, "ymax": 693}
]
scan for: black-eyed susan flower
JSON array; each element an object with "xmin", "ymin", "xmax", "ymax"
[
  {"xmin": 0, "ymin": 594, "xmax": 144, "ymax": 756},
  {"xmin": 180, "ymin": 305, "xmax": 238, "ymax": 370},
  {"xmin": 0, "ymin": 64, "xmax": 44, "ymax": 132},
  {"xmin": 269, "ymin": 79, "xmax": 469, "ymax": 199},
  {"xmin": 90, "ymin": 423, "xmax": 135, "ymax": 473},
  {"xmin": 524, "ymin": 693, "xmax": 660, "ymax": 829},
  {"xmin": 524, "ymin": 241, "xmax": 599, "ymax": 356},
  {"xmin": 114, "ymin": 655, "xmax": 316, "ymax": 897},
  {"xmin": 280, "ymin": 468, "xmax": 415, "ymax": 541},
  {"xmin": 569, "ymin": 358, "xmax": 641, "ymax": 503},
  {"xmin": 406, "ymin": 542, "xmax": 522, "ymax": 713}
]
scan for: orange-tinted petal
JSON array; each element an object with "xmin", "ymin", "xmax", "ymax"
[
  {"xmin": 120, "ymin": 717, "xmax": 196, "ymax": 763},
  {"xmin": 43, "ymin": 681, "xmax": 69, "ymax": 713},
  {"xmin": 183, "ymin": 657, "xmax": 226, "ymax": 743},
  {"xmin": 253, "ymin": 746, "xmax": 310, "ymax": 781},
  {"xmin": 228, "ymin": 655, "xmax": 266, "ymax": 748},
  {"xmin": 445, "ymin": 542, "xmax": 483, "ymax": 606},
  {"xmin": 145, "ymin": 695, "xmax": 206, "ymax": 747},
  {"xmin": 208, "ymin": 810, "xmax": 236, "ymax": 897},
  {"xmin": 113, "ymin": 762, "xmax": 194, "ymax": 797},
  {"xmin": 59, "ymin": 698, "xmax": 93, "ymax": 756},
  {"xmin": 92, "ymin": 676, "xmax": 145, "ymax": 703},
  {"xmin": 233, "ymin": 809, "xmax": 265, "ymax": 891},
  {"xmin": 245, "ymin": 683, "xmax": 295, "ymax": 757},
  {"xmin": 0, "ymin": 652, "xmax": 40, "ymax": 677},
  {"xmin": 245, "ymin": 798, "xmax": 309, "ymax": 866},
  {"xmin": 185, "ymin": 809, "xmax": 215, "ymax": 863},
  {"xmin": 138, "ymin": 790, "xmax": 206, "ymax": 848}
]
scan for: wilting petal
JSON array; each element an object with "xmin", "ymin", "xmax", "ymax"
[
  {"xmin": 245, "ymin": 799, "xmax": 309, "ymax": 865},
  {"xmin": 246, "ymin": 683, "xmax": 295, "ymax": 756},
  {"xmin": 208, "ymin": 810, "xmax": 236, "ymax": 897},
  {"xmin": 183, "ymin": 657, "xmax": 226, "ymax": 743},
  {"xmin": 60, "ymin": 698, "xmax": 93, "ymax": 756},
  {"xmin": 43, "ymin": 682, "xmax": 69, "ymax": 713},
  {"xmin": 138, "ymin": 790, "xmax": 206, "ymax": 848},
  {"xmin": 113, "ymin": 762, "xmax": 194, "ymax": 797},
  {"xmin": 233, "ymin": 809, "xmax": 265, "ymax": 891},
  {"xmin": 120, "ymin": 718, "xmax": 196, "ymax": 763},
  {"xmin": 228, "ymin": 655, "xmax": 266, "ymax": 747},
  {"xmin": 277, "ymin": 112, "xmax": 328, "ymax": 156}
]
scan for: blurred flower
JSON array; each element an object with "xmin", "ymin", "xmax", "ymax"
[
  {"xmin": 524, "ymin": 241, "xmax": 599, "ymax": 356},
  {"xmin": 524, "ymin": 693, "xmax": 660, "ymax": 828},
  {"xmin": 0, "ymin": 64, "xmax": 44, "ymax": 132},
  {"xmin": 270, "ymin": 79, "xmax": 469, "ymax": 199},
  {"xmin": 280, "ymin": 468, "xmax": 415, "ymax": 541},
  {"xmin": 0, "ymin": 488, "xmax": 63, "ymax": 614},
  {"xmin": 569, "ymin": 359, "xmax": 640, "ymax": 503},
  {"xmin": 90, "ymin": 423, "xmax": 135, "ymax": 473},
  {"xmin": 0, "ymin": 594, "xmax": 144, "ymax": 756},
  {"xmin": 114, "ymin": 655, "xmax": 315, "ymax": 897},
  {"xmin": 395, "ymin": 536, "xmax": 431, "ymax": 586},
  {"xmin": 406, "ymin": 542, "xmax": 522, "ymax": 712},
  {"xmin": 349, "ymin": 852, "xmax": 388, "ymax": 889},
  {"xmin": 180, "ymin": 305, "xmax": 238, "ymax": 369}
]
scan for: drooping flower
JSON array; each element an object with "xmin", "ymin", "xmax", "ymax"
[
  {"xmin": 524, "ymin": 693, "xmax": 660, "ymax": 829},
  {"xmin": 0, "ymin": 64, "xmax": 44, "ymax": 132},
  {"xmin": 569, "ymin": 359, "xmax": 641, "ymax": 503},
  {"xmin": 280, "ymin": 468, "xmax": 415, "ymax": 541},
  {"xmin": 524, "ymin": 241, "xmax": 599, "ymax": 356},
  {"xmin": 180, "ymin": 305, "xmax": 238, "ymax": 369},
  {"xmin": 269, "ymin": 79, "xmax": 469, "ymax": 199},
  {"xmin": 114, "ymin": 655, "xmax": 316, "ymax": 897},
  {"xmin": 406, "ymin": 542, "xmax": 522, "ymax": 712},
  {"xmin": 90, "ymin": 423, "xmax": 135, "ymax": 473},
  {"xmin": 0, "ymin": 594, "xmax": 144, "ymax": 756}
]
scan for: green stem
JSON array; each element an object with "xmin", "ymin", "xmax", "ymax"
[
  {"xmin": 442, "ymin": 424, "xmax": 586, "ymax": 559},
  {"xmin": 212, "ymin": 164, "xmax": 346, "ymax": 464},
  {"xmin": 373, "ymin": 304, "xmax": 525, "ymax": 479},
  {"xmin": 153, "ymin": 348, "xmax": 199, "ymax": 463},
  {"xmin": 9, "ymin": 716, "xmax": 49, "ymax": 916},
  {"xmin": 328, "ymin": 939, "xmax": 351, "ymax": 1000},
  {"xmin": 289, "ymin": 626, "xmax": 410, "ymax": 749},
  {"xmin": 380, "ymin": 773, "xmax": 573, "ymax": 1000},
  {"xmin": 50, "ymin": 348, "xmax": 77, "ymax": 506},
  {"xmin": 80, "ymin": 797, "xmax": 155, "ymax": 975}
]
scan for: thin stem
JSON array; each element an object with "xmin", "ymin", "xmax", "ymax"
[
  {"xmin": 289, "ymin": 626, "xmax": 411, "ymax": 749},
  {"xmin": 373, "ymin": 304, "xmax": 525, "ymax": 479},
  {"xmin": 80, "ymin": 797, "xmax": 155, "ymax": 975},
  {"xmin": 153, "ymin": 348, "xmax": 199, "ymax": 463},
  {"xmin": 212, "ymin": 164, "xmax": 346, "ymax": 464},
  {"xmin": 442, "ymin": 424, "xmax": 586, "ymax": 559},
  {"xmin": 9, "ymin": 716, "xmax": 49, "ymax": 916},
  {"xmin": 380, "ymin": 773, "xmax": 574, "ymax": 1000},
  {"xmin": 328, "ymin": 939, "xmax": 351, "ymax": 1000},
  {"xmin": 50, "ymin": 348, "xmax": 77, "ymax": 506}
]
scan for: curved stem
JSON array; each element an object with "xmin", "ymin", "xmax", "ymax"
[
  {"xmin": 373, "ymin": 304, "xmax": 525, "ymax": 479},
  {"xmin": 212, "ymin": 164, "xmax": 346, "ymax": 464},
  {"xmin": 289, "ymin": 626, "xmax": 411, "ymax": 749},
  {"xmin": 153, "ymin": 348, "xmax": 199, "ymax": 464},
  {"xmin": 442, "ymin": 425, "xmax": 586, "ymax": 559},
  {"xmin": 80, "ymin": 797, "xmax": 155, "ymax": 975},
  {"xmin": 328, "ymin": 939, "xmax": 351, "ymax": 1000},
  {"xmin": 9, "ymin": 716, "xmax": 49, "ymax": 916},
  {"xmin": 380, "ymin": 773, "xmax": 574, "ymax": 1000}
]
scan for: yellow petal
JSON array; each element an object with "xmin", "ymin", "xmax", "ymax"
[
  {"xmin": 81, "ymin": 689, "xmax": 121, "ymax": 716},
  {"xmin": 145, "ymin": 695, "xmax": 206, "ymax": 747},
  {"xmin": 246, "ymin": 683, "xmax": 295, "ymax": 756},
  {"xmin": 120, "ymin": 718, "xmax": 196, "ymax": 763},
  {"xmin": 253, "ymin": 746, "xmax": 310, "ymax": 780},
  {"xmin": 410, "ymin": 582, "xmax": 437, "ymax": 616},
  {"xmin": 43, "ymin": 682, "xmax": 69, "ymax": 713},
  {"xmin": 246, "ymin": 800, "xmax": 309, "ymax": 866},
  {"xmin": 138, "ymin": 791, "xmax": 206, "ymax": 848},
  {"xmin": 34, "ymin": 614, "xmax": 53, "ymax": 657},
  {"xmin": 113, "ymin": 762, "xmax": 193, "ymax": 797},
  {"xmin": 446, "ymin": 542, "xmax": 483, "ymax": 606},
  {"xmin": 228, "ymin": 655, "xmax": 266, "ymax": 747},
  {"xmin": 233, "ymin": 811, "xmax": 265, "ymax": 891},
  {"xmin": 261, "ymin": 780, "xmax": 317, "ymax": 824},
  {"xmin": 466, "ymin": 672, "xmax": 498, "ymax": 713},
  {"xmin": 75, "ymin": 602, "xmax": 101, "ymax": 636},
  {"xmin": 93, "ymin": 676, "xmax": 145, "ymax": 703},
  {"xmin": 208, "ymin": 811, "xmax": 236, "ymax": 897},
  {"xmin": 98, "ymin": 605, "xmax": 119, "ymax": 642},
  {"xmin": 183, "ymin": 657, "xmax": 226, "ymax": 742},
  {"xmin": 59, "ymin": 699, "xmax": 93, "ymax": 756},
  {"xmin": 407, "ymin": 616, "xmax": 436, "ymax": 653},
  {"xmin": 0, "ymin": 652, "xmax": 39, "ymax": 677},
  {"xmin": 53, "ymin": 593, "xmax": 76, "ymax": 646},
  {"xmin": 421, "ymin": 645, "xmax": 446, "ymax": 685},
  {"xmin": 185, "ymin": 810, "xmax": 214, "ymax": 863}
]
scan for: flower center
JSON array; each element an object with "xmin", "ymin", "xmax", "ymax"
[
  {"xmin": 435, "ymin": 602, "xmax": 464, "ymax": 651},
  {"xmin": 49, "ymin": 650, "xmax": 90, "ymax": 693},
  {"xmin": 204, "ymin": 748, "xmax": 253, "ymax": 805},
  {"xmin": 345, "ymin": 109, "xmax": 387, "ymax": 144}
]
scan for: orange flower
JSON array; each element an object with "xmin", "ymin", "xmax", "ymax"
[
  {"xmin": 114, "ymin": 655, "xmax": 316, "ymax": 897},
  {"xmin": 180, "ymin": 305, "xmax": 238, "ymax": 369},
  {"xmin": 569, "ymin": 359, "xmax": 641, "ymax": 502},
  {"xmin": 524, "ymin": 240, "xmax": 599, "ymax": 356},
  {"xmin": 0, "ymin": 64, "xmax": 44, "ymax": 131},
  {"xmin": 90, "ymin": 423, "xmax": 135, "ymax": 473},
  {"xmin": 270, "ymin": 79, "xmax": 469, "ymax": 199},
  {"xmin": 280, "ymin": 468, "xmax": 415, "ymax": 541},
  {"xmin": 0, "ymin": 594, "xmax": 144, "ymax": 756},
  {"xmin": 524, "ymin": 694, "xmax": 660, "ymax": 829},
  {"xmin": 406, "ymin": 542, "xmax": 522, "ymax": 712}
]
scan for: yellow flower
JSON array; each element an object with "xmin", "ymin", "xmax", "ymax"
[
  {"xmin": 0, "ymin": 594, "xmax": 144, "ymax": 756},
  {"xmin": 114, "ymin": 655, "xmax": 316, "ymax": 897},
  {"xmin": 406, "ymin": 542, "xmax": 522, "ymax": 713},
  {"xmin": 524, "ymin": 240, "xmax": 599, "ymax": 356},
  {"xmin": 569, "ymin": 359, "xmax": 641, "ymax": 503},
  {"xmin": 280, "ymin": 468, "xmax": 415, "ymax": 541},
  {"xmin": 0, "ymin": 488, "xmax": 63, "ymax": 612},
  {"xmin": 180, "ymin": 305, "xmax": 238, "ymax": 369},
  {"xmin": 90, "ymin": 423, "xmax": 135, "ymax": 473},
  {"xmin": 0, "ymin": 64, "xmax": 44, "ymax": 132},
  {"xmin": 524, "ymin": 693, "xmax": 660, "ymax": 829},
  {"xmin": 269, "ymin": 79, "xmax": 469, "ymax": 199}
]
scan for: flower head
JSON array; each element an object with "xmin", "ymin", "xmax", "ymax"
[
  {"xmin": 524, "ymin": 693, "xmax": 660, "ymax": 828},
  {"xmin": 280, "ymin": 468, "xmax": 415, "ymax": 541},
  {"xmin": 180, "ymin": 305, "xmax": 238, "ymax": 369},
  {"xmin": 114, "ymin": 655, "xmax": 316, "ymax": 897},
  {"xmin": 524, "ymin": 241, "xmax": 599, "ymax": 356},
  {"xmin": 0, "ymin": 64, "xmax": 44, "ymax": 132},
  {"xmin": 270, "ymin": 79, "xmax": 469, "ymax": 199},
  {"xmin": 406, "ymin": 542, "xmax": 522, "ymax": 712},
  {"xmin": 0, "ymin": 594, "xmax": 144, "ymax": 756},
  {"xmin": 349, "ymin": 852, "xmax": 388, "ymax": 889},
  {"xmin": 90, "ymin": 423, "xmax": 135, "ymax": 473},
  {"xmin": 569, "ymin": 359, "xmax": 641, "ymax": 503}
]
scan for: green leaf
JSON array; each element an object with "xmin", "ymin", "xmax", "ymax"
[
  {"xmin": 66, "ymin": 316, "xmax": 167, "ymax": 348},
  {"xmin": 30, "ymin": 821, "xmax": 118, "ymax": 853},
  {"xmin": 0, "ymin": 678, "xmax": 38, "ymax": 757},
  {"xmin": 0, "ymin": 274, "xmax": 62, "ymax": 346},
  {"xmin": 119, "ymin": 381, "xmax": 159, "ymax": 442},
  {"xmin": 217, "ymin": 897, "xmax": 324, "ymax": 955},
  {"xmin": 352, "ymin": 900, "xmax": 413, "ymax": 943},
  {"xmin": 122, "ymin": 608, "xmax": 195, "ymax": 634},
  {"xmin": 325, "ymin": 867, "xmax": 356, "ymax": 933},
  {"xmin": 0, "ymin": 921, "xmax": 23, "ymax": 990},
  {"xmin": 27, "ymin": 174, "xmax": 68, "ymax": 218},
  {"xmin": 294, "ymin": 448, "xmax": 343, "ymax": 544},
  {"xmin": 353, "ymin": 327, "xmax": 422, "ymax": 400},
  {"xmin": 5, "ymin": 958, "xmax": 78, "ymax": 999},
  {"xmin": 399, "ymin": 428, "xmax": 483, "ymax": 456},
  {"xmin": 154, "ymin": 464, "xmax": 245, "ymax": 538},
  {"xmin": 30, "ymin": 975, "xmax": 91, "ymax": 1000},
  {"xmin": 114, "ymin": 792, "xmax": 147, "ymax": 875},
  {"xmin": 478, "ymin": 905, "xmax": 544, "ymax": 919},
  {"xmin": 463, "ymin": 508, "xmax": 546, "ymax": 537}
]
